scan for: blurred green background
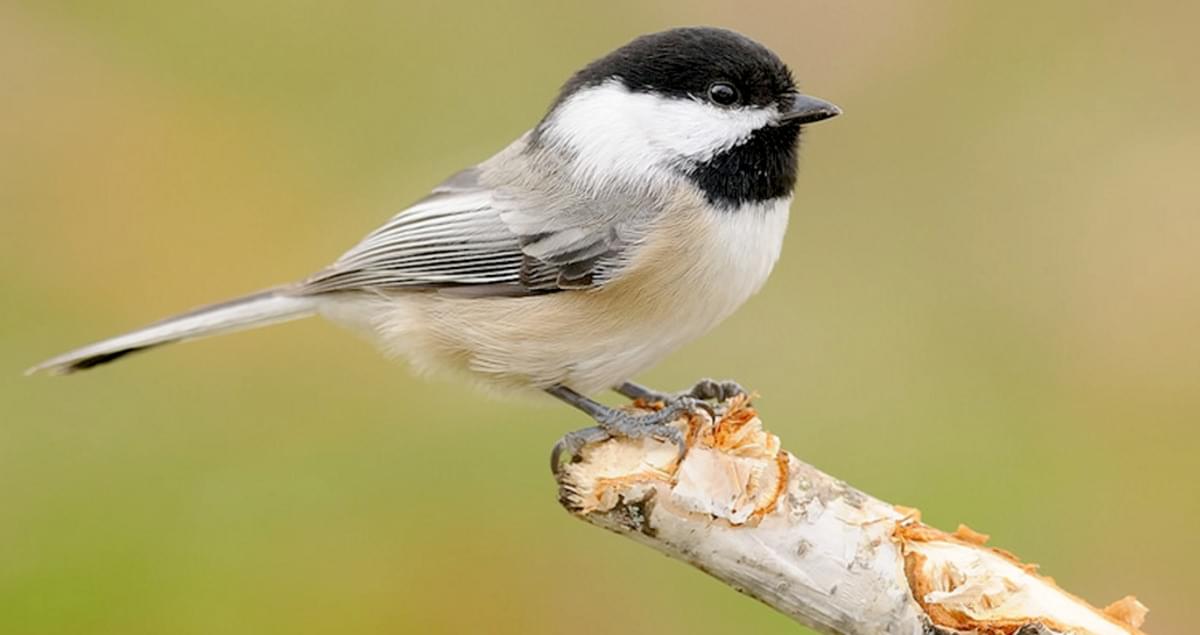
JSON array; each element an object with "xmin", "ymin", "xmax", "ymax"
[{"xmin": 3, "ymin": 1, "xmax": 1197, "ymax": 633}]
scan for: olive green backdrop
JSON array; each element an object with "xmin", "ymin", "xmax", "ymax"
[{"xmin": 3, "ymin": 2, "xmax": 1196, "ymax": 633}]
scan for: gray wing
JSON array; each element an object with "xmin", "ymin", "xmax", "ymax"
[{"xmin": 298, "ymin": 163, "xmax": 652, "ymax": 296}]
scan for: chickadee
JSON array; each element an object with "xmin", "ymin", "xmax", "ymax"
[{"xmin": 29, "ymin": 27, "xmax": 839, "ymax": 467}]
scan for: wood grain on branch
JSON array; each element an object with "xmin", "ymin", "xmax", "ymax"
[{"xmin": 554, "ymin": 395, "xmax": 1149, "ymax": 635}]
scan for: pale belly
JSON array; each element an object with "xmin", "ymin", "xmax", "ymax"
[{"xmin": 329, "ymin": 199, "xmax": 790, "ymax": 395}]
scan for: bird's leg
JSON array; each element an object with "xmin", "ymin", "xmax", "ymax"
[
  {"xmin": 612, "ymin": 380, "xmax": 671, "ymax": 403},
  {"xmin": 547, "ymin": 384, "xmax": 708, "ymax": 473},
  {"xmin": 614, "ymin": 378, "xmax": 750, "ymax": 405}
]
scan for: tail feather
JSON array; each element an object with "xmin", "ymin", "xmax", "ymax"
[{"xmin": 26, "ymin": 289, "xmax": 319, "ymax": 375}]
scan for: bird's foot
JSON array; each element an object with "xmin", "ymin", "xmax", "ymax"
[
  {"xmin": 685, "ymin": 378, "xmax": 750, "ymax": 403},
  {"xmin": 550, "ymin": 396, "xmax": 712, "ymax": 474}
]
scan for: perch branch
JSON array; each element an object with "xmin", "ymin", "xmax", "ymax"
[{"xmin": 553, "ymin": 394, "xmax": 1149, "ymax": 635}]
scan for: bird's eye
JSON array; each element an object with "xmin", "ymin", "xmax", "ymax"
[{"xmin": 707, "ymin": 82, "xmax": 740, "ymax": 106}]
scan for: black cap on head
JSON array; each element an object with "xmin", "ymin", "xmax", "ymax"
[{"xmin": 558, "ymin": 27, "xmax": 796, "ymax": 107}]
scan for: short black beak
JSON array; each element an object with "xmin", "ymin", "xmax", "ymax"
[{"xmin": 779, "ymin": 93, "xmax": 842, "ymax": 125}]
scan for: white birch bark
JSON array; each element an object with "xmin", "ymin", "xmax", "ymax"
[{"xmin": 554, "ymin": 395, "xmax": 1150, "ymax": 635}]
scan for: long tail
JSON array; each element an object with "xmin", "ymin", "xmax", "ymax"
[{"xmin": 26, "ymin": 289, "xmax": 319, "ymax": 375}]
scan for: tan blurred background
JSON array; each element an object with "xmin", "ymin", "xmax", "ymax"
[{"xmin": 3, "ymin": 1, "xmax": 1198, "ymax": 633}]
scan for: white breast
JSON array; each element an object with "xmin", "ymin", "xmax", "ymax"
[
  {"xmin": 539, "ymin": 194, "xmax": 792, "ymax": 393},
  {"xmin": 687, "ymin": 198, "xmax": 792, "ymax": 326}
]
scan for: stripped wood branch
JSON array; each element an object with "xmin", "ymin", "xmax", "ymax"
[{"xmin": 553, "ymin": 395, "xmax": 1149, "ymax": 635}]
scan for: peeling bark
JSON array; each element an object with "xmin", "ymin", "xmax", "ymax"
[{"xmin": 554, "ymin": 395, "xmax": 1149, "ymax": 635}]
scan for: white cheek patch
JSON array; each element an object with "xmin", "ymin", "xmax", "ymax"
[{"xmin": 542, "ymin": 81, "xmax": 775, "ymax": 191}]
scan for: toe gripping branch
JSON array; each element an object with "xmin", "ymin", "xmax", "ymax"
[
  {"xmin": 553, "ymin": 392, "xmax": 786, "ymax": 523},
  {"xmin": 550, "ymin": 379, "xmax": 754, "ymax": 475}
]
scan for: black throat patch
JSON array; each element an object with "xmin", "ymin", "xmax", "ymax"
[{"xmin": 687, "ymin": 121, "xmax": 801, "ymax": 209}]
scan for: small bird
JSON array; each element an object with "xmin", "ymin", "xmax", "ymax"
[{"xmin": 29, "ymin": 26, "xmax": 839, "ymax": 467}]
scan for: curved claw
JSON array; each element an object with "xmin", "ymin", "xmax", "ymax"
[
  {"xmin": 674, "ymin": 395, "xmax": 716, "ymax": 421},
  {"xmin": 550, "ymin": 426, "xmax": 612, "ymax": 475}
]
